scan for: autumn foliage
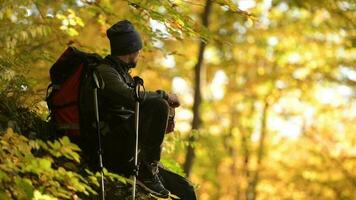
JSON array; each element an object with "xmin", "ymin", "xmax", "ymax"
[{"xmin": 1, "ymin": 0, "xmax": 355, "ymax": 199}]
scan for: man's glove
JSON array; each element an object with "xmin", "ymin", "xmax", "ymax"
[
  {"xmin": 167, "ymin": 93, "xmax": 180, "ymax": 108},
  {"xmin": 166, "ymin": 107, "xmax": 175, "ymax": 134}
]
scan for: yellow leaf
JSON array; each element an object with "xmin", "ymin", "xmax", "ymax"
[
  {"xmin": 67, "ymin": 27, "xmax": 79, "ymax": 36},
  {"xmin": 6, "ymin": 128, "xmax": 14, "ymax": 136}
]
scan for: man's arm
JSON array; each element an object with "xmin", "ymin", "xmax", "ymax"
[
  {"xmin": 98, "ymin": 64, "xmax": 136, "ymax": 107},
  {"xmin": 97, "ymin": 65, "xmax": 169, "ymax": 106},
  {"xmin": 146, "ymin": 91, "xmax": 180, "ymax": 107}
]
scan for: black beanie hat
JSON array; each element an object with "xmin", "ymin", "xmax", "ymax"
[{"xmin": 107, "ymin": 20, "xmax": 142, "ymax": 56}]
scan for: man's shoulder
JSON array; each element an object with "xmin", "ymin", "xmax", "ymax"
[
  {"xmin": 96, "ymin": 60, "xmax": 117, "ymax": 72},
  {"xmin": 95, "ymin": 59, "xmax": 128, "ymax": 83}
]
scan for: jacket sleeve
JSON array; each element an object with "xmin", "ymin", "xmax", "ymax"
[
  {"xmin": 145, "ymin": 90, "xmax": 168, "ymax": 101},
  {"xmin": 97, "ymin": 64, "xmax": 136, "ymax": 107},
  {"xmin": 97, "ymin": 64, "xmax": 167, "ymax": 107}
]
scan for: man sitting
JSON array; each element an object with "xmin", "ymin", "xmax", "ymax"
[{"xmin": 79, "ymin": 20, "xmax": 190, "ymax": 198}]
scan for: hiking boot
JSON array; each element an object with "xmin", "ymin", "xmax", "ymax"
[{"xmin": 137, "ymin": 162, "xmax": 170, "ymax": 198}]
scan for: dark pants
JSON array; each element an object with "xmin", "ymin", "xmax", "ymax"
[
  {"xmin": 102, "ymin": 98, "xmax": 169, "ymax": 175},
  {"xmin": 73, "ymin": 98, "xmax": 196, "ymax": 199}
]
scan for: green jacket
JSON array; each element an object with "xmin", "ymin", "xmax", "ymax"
[
  {"xmin": 96, "ymin": 55, "xmax": 168, "ymax": 121},
  {"xmin": 78, "ymin": 55, "xmax": 167, "ymax": 159}
]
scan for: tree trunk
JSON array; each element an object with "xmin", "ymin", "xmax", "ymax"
[
  {"xmin": 183, "ymin": 0, "xmax": 213, "ymax": 177},
  {"xmin": 240, "ymin": 101, "xmax": 255, "ymax": 200},
  {"xmin": 246, "ymin": 100, "xmax": 270, "ymax": 200}
]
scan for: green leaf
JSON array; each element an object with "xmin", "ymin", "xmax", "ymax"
[
  {"xmin": 33, "ymin": 190, "xmax": 57, "ymax": 200},
  {"xmin": 14, "ymin": 177, "xmax": 34, "ymax": 200},
  {"xmin": 105, "ymin": 171, "xmax": 127, "ymax": 184},
  {"xmin": 0, "ymin": 170, "xmax": 9, "ymax": 181},
  {"xmin": 160, "ymin": 158, "xmax": 186, "ymax": 177},
  {"xmin": 39, "ymin": 159, "xmax": 52, "ymax": 171},
  {"xmin": 0, "ymin": 190, "xmax": 10, "ymax": 200}
]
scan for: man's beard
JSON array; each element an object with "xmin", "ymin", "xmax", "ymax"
[{"xmin": 128, "ymin": 60, "xmax": 137, "ymax": 68}]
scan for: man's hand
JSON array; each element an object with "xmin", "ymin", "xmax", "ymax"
[
  {"xmin": 167, "ymin": 93, "xmax": 180, "ymax": 108},
  {"xmin": 166, "ymin": 107, "xmax": 175, "ymax": 134}
]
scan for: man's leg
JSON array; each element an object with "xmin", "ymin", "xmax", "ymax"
[
  {"xmin": 139, "ymin": 98, "xmax": 169, "ymax": 162},
  {"xmin": 101, "ymin": 122, "xmax": 136, "ymax": 176},
  {"xmin": 100, "ymin": 98, "xmax": 170, "ymax": 197},
  {"xmin": 136, "ymin": 98, "xmax": 170, "ymax": 198},
  {"xmin": 101, "ymin": 98, "xmax": 168, "ymax": 170}
]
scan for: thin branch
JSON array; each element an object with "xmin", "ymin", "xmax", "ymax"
[{"xmin": 32, "ymin": 1, "xmax": 66, "ymax": 46}]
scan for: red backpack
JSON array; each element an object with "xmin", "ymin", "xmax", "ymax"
[{"xmin": 46, "ymin": 47, "xmax": 103, "ymax": 137}]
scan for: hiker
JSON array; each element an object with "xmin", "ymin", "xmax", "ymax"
[{"xmin": 77, "ymin": 20, "xmax": 195, "ymax": 199}]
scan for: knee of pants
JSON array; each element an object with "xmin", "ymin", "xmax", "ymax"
[{"xmin": 143, "ymin": 98, "xmax": 169, "ymax": 115}]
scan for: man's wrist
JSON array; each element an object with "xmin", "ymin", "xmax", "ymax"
[{"xmin": 156, "ymin": 90, "xmax": 169, "ymax": 100}]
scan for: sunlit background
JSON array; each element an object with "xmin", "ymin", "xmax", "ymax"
[{"xmin": 1, "ymin": 0, "xmax": 355, "ymax": 199}]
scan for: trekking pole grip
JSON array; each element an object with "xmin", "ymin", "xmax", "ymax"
[{"xmin": 133, "ymin": 76, "xmax": 145, "ymax": 102}]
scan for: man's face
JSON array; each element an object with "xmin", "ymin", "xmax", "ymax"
[{"xmin": 128, "ymin": 51, "xmax": 140, "ymax": 68}]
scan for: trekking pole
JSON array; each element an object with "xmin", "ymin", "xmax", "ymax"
[
  {"xmin": 132, "ymin": 76, "xmax": 145, "ymax": 200},
  {"xmin": 93, "ymin": 71, "xmax": 105, "ymax": 200}
]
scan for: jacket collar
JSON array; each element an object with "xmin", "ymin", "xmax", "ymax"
[{"xmin": 105, "ymin": 55, "xmax": 130, "ymax": 74}]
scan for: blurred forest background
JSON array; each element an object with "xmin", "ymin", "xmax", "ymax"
[{"xmin": 0, "ymin": 0, "xmax": 355, "ymax": 199}]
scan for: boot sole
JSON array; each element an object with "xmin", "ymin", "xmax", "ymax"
[{"xmin": 136, "ymin": 180, "xmax": 170, "ymax": 199}]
